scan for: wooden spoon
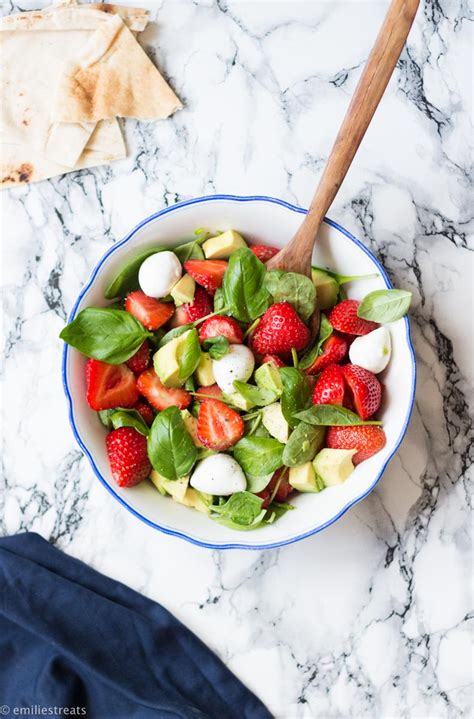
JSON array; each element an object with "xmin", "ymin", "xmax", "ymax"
[{"xmin": 267, "ymin": 0, "xmax": 420, "ymax": 281}]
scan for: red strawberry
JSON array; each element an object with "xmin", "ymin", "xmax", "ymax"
[
  {"xmin": 250, "ymin": 302, "xmax": 310, "ymax": 355},
  {"xmin": 261, "ymin": 354, "xmax": 286, "ymax": 368},
  {"xmin": 133, "ymin": 400, "xmax": 155, "ymax": 426},
  {"xmin": 170, "ymin": 306, "xmax": 190, "ymax": 328},
  {"xmin": 312, "ymin": 364, "xmax": 346, "ymax": 406},
  {"xmin": 126, "ymin": 341, "xmax": 151, "ymax": 375},
  {"xmin": 250, "ymin": 245, "xmax": 279, "ymax": 263},
  {"xmin": 184, "ymin": 260, "xmax": 228, "ymax": 296},
  {"xmin": 328, "ymin": 300, "xmax": 379, "ymax": 336},
  {"xmin": 304, "ymin": 334, "xmax": 348, "ymax": 375},
  {"xmin": 125, "ymin": 291, "xmax": 174, "ymax": 331},
  {"xmin": 197, "ymin": 399, "xmax": 244, "ymax": 451},
  {"xmin": 181, "ymin": 286, "xmax": 212, "ymax": 323},
  {"xmin": 195, "ymin": 384, "xmax": 223, "ymax": 399},
  {"xmin": 257, "ymin": 468, "xmax": 293, "ymax": 508},
  {"xmin": 137, "ymin": 368, "xmax": 191, "ymax": 411},
  {"xmin": 106, "ymin": 427, "xmax": 151, "ymax": 487},
  {"xmin": 199, "ymin": 315, "xmax": 243, "ymax": 344},
  {"xmin": 86, "ymin": 359, "xmax": 139, "ymax": 411},
  {"xmin": 342, "ymin": 364, "xmax": 382, "ymax": 420},
  {"xmin": 326, "ymin": 425, "xmax": 386, "ymax": 465}
]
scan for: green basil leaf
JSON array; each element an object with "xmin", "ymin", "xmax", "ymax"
[
  {"xmin": 202, "ymin": 336, "xmax": 230, "ymax": 360},
  {"xmin": 282, "ymin": 424, "xmax": 325, "ymax": 467},
  {"xmin": 245, "ymin": 472, "xmax": 274, "ymax": 493},
  {"xmin": 147, "ymin": 406, "xmax": 197, "ymax": 480},
  {"xmin": 357, "ymin": 289, "xmax": 412, "ymax": 323},
  {"xmin": 60, "ymin": 308, "xmax": 151, "ymax": 364},
  {"xmin": 110, "ymin": 409, "xmax": 150, "ymax": 436},
  {"xmin": 213, "ymin": 287, "xmax": 226, "ymax": 314},
  {"xmin": 295, "ymin": 404, "xmax": 383, "ymax": 426},
  {"xmin": 264, "ymin": 270, "xmax": 316, "ymax": 322},
  {"xmin": 279, "ymin": 367, "xmax": 312, "ymax": 429},
  {"xmin": 232, "ymin": 381, "xmax": 278, "ymax": 407},
  {"xmin": 177, "ymin": 328, "xmax": 201, "ymax": 381},
  {"xmin": 174, "ymin": 240, "xmax": 205, "ymax": 263},
  {"xmin": 299, "ymin": 314, "xmax": 333, "ymax": 370},
  {"xmin": 104, "ymin": 247, "xmax": 165, "ymax": 299},
  {"xmin": 98, "ymin": 409, "xmax": 115, "ymax": 428},
  {"xmin": 158, "ymin": 324, "xmax": 193, "ymax": 348},
  {"xmin": 264, "ymin": 501, "xmax": 295, "ymax": 523},
  {"xmin": 233, "ymin": 436, "xmax": 285, "ymax": 476},
  {"xmin": 222, "ymin": 247, "xmax": 270, "ymax": 322},
  {"xmin": 213, "ymin": 491, "xmax": 264, "ymax": 526},
  {"xmin": 312, "ymin": 265, "xmax": 378, "ymax": 285}
]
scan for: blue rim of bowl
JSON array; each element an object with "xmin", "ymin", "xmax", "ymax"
[{"xmin": 62, "ymin": 194, "xmax": 416, "ymax": 550}]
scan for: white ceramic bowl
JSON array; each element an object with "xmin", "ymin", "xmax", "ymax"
[{"xmin": 62, "ymin": 195, "xmax": 416, "ymax": 549}]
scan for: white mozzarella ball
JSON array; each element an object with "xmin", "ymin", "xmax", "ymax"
[
  {"xmin": 138, "ymin": 251, "xmax": 182, "ymax": 298},
  {"xmin": 190, "ymin": 454, "xmax": 246, "ymax": 496},
  {"xmin": 349, "ymin": 327, "xmax": 391, "ymax": 374},
  {"xmin": 212, "ymin": 344, "xmax": 255, "ymax": 394}
]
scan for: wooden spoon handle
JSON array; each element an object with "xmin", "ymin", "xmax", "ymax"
[{"xmin": 267, "ymin": 0, "xmax": 420, "ymax": 275}]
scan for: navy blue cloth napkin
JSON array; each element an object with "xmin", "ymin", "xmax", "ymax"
[{"xmin": 0, "ymin": 533, "xmax": 271, "ymax": 719}]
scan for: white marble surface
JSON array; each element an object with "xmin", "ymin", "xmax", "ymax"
[{"xmin": 1, "ymin": 1, "xmax": 473, "ymax": 717}]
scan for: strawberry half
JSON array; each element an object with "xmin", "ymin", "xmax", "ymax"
[
  {"xmin": 133, "ymin": 400, "xmax": 155, "ymax": 426},
  {"xmin": 125, "ymin": 291, "xmax": 174, "ymax": 331},
  {"xmin": 197, "ymin": 398, "xmax": 244, "ymax": 451},
  {"xmin": 86, "ymin": 359, "xmax": 139, "ymax": 411},
  {"xmin": 304, "ymin": 334, "xmax": 348, "ymax": 375},
  {"xmin": 180, "ymin": 286, "xmax": 213, "ymax": 323},
  {"xmin": 126, "ymin": 340, "xmax": 151, "ymax": 375},
  {"xmin": 342, "ymin": 364, "xmax": 382, "ymax": 420},
  {"xmin": 199, "ymin": 315, "xmax": 243, "ymax": 344},
  {"xmin": 184, "ymin": 260, "xmax": 228, "ymax": 296},
  {"xmin": 250, "ymin": 245, "xmax": 279, "ymax": 263},
  {"xmin": 312, "ymin": 364, "xmax": 346, "ymax": 406},
  {"xmin": 106, "ymin": 427, "xmax": 151, "ymax": 487},
  {"xmin": 261, "ymin": 354, "xmax": 286, "ymax": 368},
  {"xmin": 137, "ymin": 368, "xmax": 191, "ymax": 411},
  {"xmin": 250, "ymin": 302, "xmax": 310, "ymax": 355},
  {"xmin": 326, "ymin": 425, "xmax": 386, "ymax": 465},
  {"xmin": 195, "ymin": 384, "xmax": 223, "ymax": 400},
  {"xmin": 328, "ymin": 300, "xmax": 379, "ymax": 336}
]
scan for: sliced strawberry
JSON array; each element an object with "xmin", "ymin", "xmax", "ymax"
[
  {"xmin": 133, "ymin": 400, "xmax": 155, "ymax": 426},
  {"xmin": 342, "ymin": 364, "xmax": 382, "ymax": 420},
  {"xmin": 195, "ymin": 384, "xmax": 223, "ymax": 400},
  {"xmin": 197, "ymin": 399, "xmax": 244, "ymax": 451},
  {"xmin": 126, "ymin": 340, "xmax": 151, "ymax": 375},
  {"xmin": 180, "ymin": 286, "xmax": 212, "ymax": 323},
  {"xmin": 257, "ymin": 468, "xmax": 292, "ymax": 508},
  {"xmin": 250, "ymin": 302, "xmax": 310, "ymax": 355},
  {"xmin": 250, "ymin": 245, "xmax": 279, "ymax": 263},
  {"xmin": 184, "ymin": 260, "xmax": 228, "ymax": 296},
  {"xmin": 86, "ymin": 359, "xmax": 139, "ymax": 411},
  {"xmin": 106, "ymin": 427, "xmax": 151, "ymax": 487},
  {"xmin": 261, "ymin": 354, "xmax": 286, "ymax": 368},
  {"xmin": 326, "ymin": 425, "xmax": 386, "ymax": 465},
  {"xmin": 137, "ymin": 368, "xmax": 191, "ymax": 411},
  {"xmin": 304, "ymin": 334, "xmax": 348, "ymax": 375},
  {"xmin": 312, "ymin": 364, "xmax": 346, "ymax": 406},
  {"xmin": 328, "ymin": 300, "xmax": 379, "ymax": 336},
  {"xmin": 170, "ymin": 306, "xmax": 191, "ymax": 328},
  {"xmin": 125, "ymin": 291, "xmax": 174, "ymax": 331},
  {"xmin": 199, "ymin": 315, "xmax": 243, "ymax": 344}
]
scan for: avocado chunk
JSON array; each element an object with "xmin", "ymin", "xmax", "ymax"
[
  {"xmin": 179, "ymin": 488, "xmax": 213, "ymax": 514},
  {"xmin": 203, "ymin": 230, "xmax": 247, "ymax": 259},
  {"xmin": 289, "ymin": 462, "xmax": 324, "ymax": 492},
  {"xmin": 181, "ymin": 409, "xmax": 204, "ymax": 447},
  {"xmin": 312, "ymin": 448, "xmax": 356, "ymax": 487},
  {"xmin": 150, "ymin": 471, "xmax": 190, "ymax": 500},
  {"xmin": 262, "ymin": 402, "xmax": 289, "ymax": 443},
  {"xmin": 311, "ymin": 268, "xmax": 339, "ymax": 310},
  {"xmin": 223, "ymin": 390, "xmax": 255, "ymax": 411},
  {"xmin": 255, "ymin": 363, "xmax": 283, "ymax": 396},
  {"xmin": 171, "ymin": 274, "xmax": 195, "ymax": 306},
  {"xmin": 150, "ymin": 470, "xmax": 168, "ymax": 495},
  {"xmin": 153, "ymin": 329, "xmax": 199, "ymax": 387},
  {"xmin": 195, "ymin": 352, "xmax": 215, "ymax": 387}
]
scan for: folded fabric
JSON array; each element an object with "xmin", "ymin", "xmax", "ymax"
[{"xmin": 0, "ymin": 533, "xmax": 271, "ymax": 719}]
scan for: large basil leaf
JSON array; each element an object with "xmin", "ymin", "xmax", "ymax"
[
  {"xmin": 174, "ymin": 240, "xmax": 205, "ymax": 263},
  {"xmin": 245, "ymin": 472, "xmax": 274, "ymax": 493},
  {"xmin": 299, "ymin": 314, "xmax": 333, "ymax": 370},
  {"xmin": 283, "ymin": 423, "xmax": 325, "ymax": 467},
  {"xmin": 222, "ymin": 247, "xmax": 270, "ymax": 322},
  {"xmin": 147, "ymin": 406, "xmax": 197, "ymax": 480},
  {"xmin": 109, "ymin": 409, "xmax": 150, "ymax": 437},
  {"xmin": 104, "ymin": 247, "xmax": 165, "ymax": 299},
  {"xmin": 357, "ymin": 289, "xmax": 412, "ymax": 323},
  {"xmin": 213, "ymin": 491, "xmax": 265, "ymax": 528},
  {"xmin": 264, "ymin": 270, "xmax": 316, "ymax": 322},
  {"xmin": 232, "ymin": 381, "xmax": 278, "ymax": 407},
  {"xmin": 60, "ymin": 308, "xmax": 151, "ymax": 364},
  {"xmin": 295, "ymin": 404, "xmax": 383, "ymax": 426},
  {"xmin": 279, "ymin": 367, "xmax": 312, "ymax": 429},
  {"xmin": 233, "ymin": 436, "xmax": 284, "ymax": 476},
  {"xmin": 177, "ymin": 328, "xmax": 202, "ymax": 381}
]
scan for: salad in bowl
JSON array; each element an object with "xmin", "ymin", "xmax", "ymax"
[{"xmin": 61, "ymin": 211, "xmax": 412, "ymax": 535}]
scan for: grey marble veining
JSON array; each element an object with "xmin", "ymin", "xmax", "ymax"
[{"xmin": 1, "ymin": 1, "xmax": 473, "ymax": 717}]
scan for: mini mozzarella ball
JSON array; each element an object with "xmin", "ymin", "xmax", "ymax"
[
  {"xmin": 138, "ymin": 251, "xmax": 182, "ymax": 298},
  {"xmin": 349, "ymin": 327, "xmax": 391, "ymax": 374},
  {"xmin": 212, "ymin": 344, "xmax": 255, "ymax": 394},
  {"xmin": 190, "ymin": 454, "xmax": 246, "ymax": 496}
]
